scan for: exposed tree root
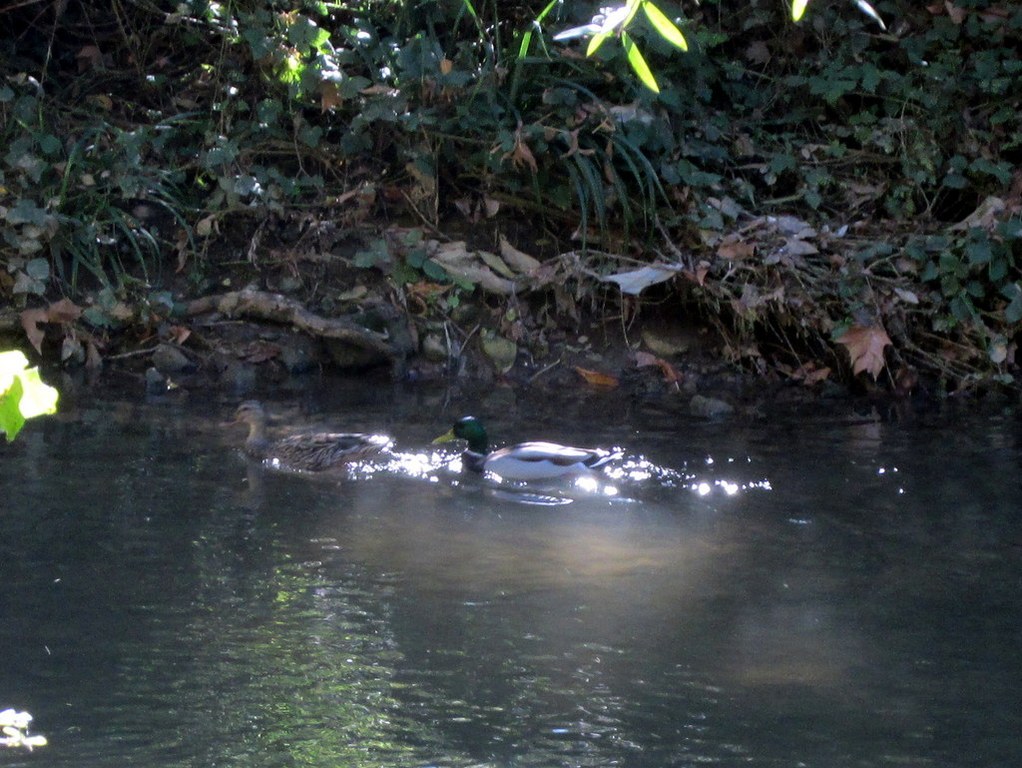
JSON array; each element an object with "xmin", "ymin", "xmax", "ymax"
[{"xmin": 185, "ymin": 289, "xmax": 398, "ymax": 361}]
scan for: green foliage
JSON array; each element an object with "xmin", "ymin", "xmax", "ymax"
[
  {"xmin": 354, "ymin": 229, "xmax": 470, "ymax": 309},
  {"xmin": 555, "ymin": 1, "xmax": 689, "ymax": 92},
  {"xmin": 0, "ymin": 350, "xmax": 59, "ymax": 441},
  {"xmin": 907, "ymin": 221, "xmax": 1022, "ymax": 331},
  {"xmin": 1, "ymin": 78, "xmax": 193, "ymax": 291},
  {"xmin": 0, "ymin": 0, "xmax": 1019, "ymax": 388}
]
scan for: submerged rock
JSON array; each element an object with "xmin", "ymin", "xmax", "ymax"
[{"xmin": 689, "ymin": 394, "xmax": 734, "ymax": 418}]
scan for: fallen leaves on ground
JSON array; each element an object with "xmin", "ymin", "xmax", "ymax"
[
  {"xmin": 575, "ymin": 366, "xmax": 619, "ymax": 388},
  {"xmin": 837, "ymin": 324, "xmax": 892, "ymax": 379},
  {"xmin": 634, "ymin": 350, "xmax": 682, "ymax": 388},
  {"xmin": 20, "ymin": 299, "xmax": 83, "ymax": 354},
  {"xmin": 778, "ymin": 361, "xmax": 832, "ymax": 386},
  {"xmin": 601, "ymin": 263, "xmax": 683, "ymax": 295}
]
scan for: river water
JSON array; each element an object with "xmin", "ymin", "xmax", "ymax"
[{"xmin": 2, "ymin": 380, "xmax": 1020, "ymax": 767}]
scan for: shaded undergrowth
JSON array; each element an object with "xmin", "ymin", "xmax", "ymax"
[{"xmin": 1, "ymin": 0, "xmax": 1019, "ymax": 393}]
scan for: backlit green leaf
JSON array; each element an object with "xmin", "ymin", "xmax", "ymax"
[
  {"xmin": 622, "ymin": 33, "xmax": 659, "ymax": 93},
  {"xmin": 622, "ymin": 0, "xmax": 643, "ymax": 28},
  {"xmin": 0, "ymin": 350, "xmax": 58, "ymax": 440},
  {"xmin": 792, "ymin": 0, "xmax": 810, "ymax": 21},
  {"xmin": 642, "ymin": 2, "xmax": 687, "ymax": 51},
  {"xmin": 0, "ymin": 375, "xmax": 26, "ymax": 441},
  {"xmin": 586, "ymin": 30, "xmax": 611, "ymax": 57}
]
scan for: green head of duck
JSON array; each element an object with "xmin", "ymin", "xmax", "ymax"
[{"xmin": 433, "ymin": 416, "xmax": 489, "ymax": 454}]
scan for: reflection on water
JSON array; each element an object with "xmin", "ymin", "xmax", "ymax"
[{"xmin": 2, "ymin": 390, "xmax": 1021, "ymax": 767}]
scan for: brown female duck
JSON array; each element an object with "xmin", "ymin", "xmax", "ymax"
[{"xmin": 233, "ymin": 401, "xmax": 391, "ymax": 471}]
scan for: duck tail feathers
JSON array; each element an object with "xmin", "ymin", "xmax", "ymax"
[{"xmin": 587, "ymin": 447, "xmax": 624, "ymax": 470}]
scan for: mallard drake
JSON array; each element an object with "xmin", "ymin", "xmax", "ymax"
[
  {"xmin": 232, "ymin": 401, "xmax": 391, "ymax": 471},
  {"xmin": 432, "ymin": 416, "xmax": 621, "ymax": 481}
]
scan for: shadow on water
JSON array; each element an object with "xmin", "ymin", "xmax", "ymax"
[{"xmin": 2, "ymin": 388, "xmax": 1021, "ymax": 767}]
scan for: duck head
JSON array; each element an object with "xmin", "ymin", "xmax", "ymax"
[{"xmin": 433, "ymin": 416, "xmax": 489, "ymax": 454}]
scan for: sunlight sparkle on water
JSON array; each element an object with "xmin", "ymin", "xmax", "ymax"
[
  {"xmin": 349, "ymin": 449, "xmax": 451, "ymax": 481},
  {"xmin": 604, "ymin": 456, "xmax": 685, "ymax": 485},
  {"xmin": 573, "ymin": 475, "xmax": 619, "ymax": 496},
  {"xmin": 693, "ymin": 478, "xmax": 771, "ymax": 497}
]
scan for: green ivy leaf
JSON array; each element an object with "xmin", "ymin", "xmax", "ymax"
[
  {"xmin": 949, "ymin": 294, "xmax": 976, "ymax": 322},
  {"xmin": 25, "ymin": 258, "xmax": 50, "ymax": 280},
  {"xmin": 1003, "ymin": 283, "xmax": 1022, "ymax": 324},
  {"xmin": 965, "ymin": 235, "xmax": 992, "ymax": 266},
  {"xmin": 298, "ymin": 124, "xmax": 323, "ymax": 147},
  {"xmin": 422, "ymin": 258, "xmax": 447, "ymax": 281},
  {"xmin": 5, "ymin": 198, "xmax": 49, "ymax": 226},
  {"xmin": 970, "ymin": 157, "xmax": 1012, "ymax": 185},
  {"xmin": 38, "ymin": 134, "xmax": 62, "ymax": 156},
  {"xmin": 405, "ymin": 247, "xmax": 426, "ymax": 269}
]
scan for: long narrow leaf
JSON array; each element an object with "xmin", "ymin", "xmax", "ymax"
[
  {"xmin": 586, "ymin": 30, "xmax": 612, "ymax": 57},
  {"xmin": 642, "ymin": 2, "xmax": 687, "ymax": 51},
  {"xmin": 554, "ymin": 23, "xmax": 599, "ymax": 42},
  {"xmin": 602, "ymin": 151, "xmax": 634, "ymax": 230},
  {"xmin": 566, "ymin": 163, "xmax": 589, "ymax": 248},
  {"xmin": 611, "ymin": 132, "xmax": 661, "ymax": 221},
  {"xmin": 855, "ymin": 0, "xmax": 887, "ymax": 30},
  {"xmin": 517, "ymin": 27, "xmax": 534, "ymax": 59},
  {"xmin": 534, "ymin": 0, "xmax": 560, "ymax": 24},
  {"xmin": 791, "ymin": 0, "xmax": 810, "ymax": 21},
  {"xmin": 621, "ymin": 32, "xmax": 659, "ymax": 93},
  {"xmin": 458, "ymin": 0, "xmax": 480, "ymax": 23},
  {"xmin": 574, "ymin": 152, "xmax": 607, "ymax": 233},
  {"xmin": 622, "ymin": 0, "xmax": 643, "ymax": 28}
]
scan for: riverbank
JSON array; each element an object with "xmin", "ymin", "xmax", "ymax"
[{"xmin": 6, "ymin": 213, "xmax": 1020, "ymax": 420}]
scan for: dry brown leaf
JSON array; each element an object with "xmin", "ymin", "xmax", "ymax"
[
  {"xmin": 48, "ymin": 298, "xmax": 83, "ymax": 323},
  {"xmin": 951, "ymin": 196, "xmax": 1006, "ymax": 231},
  {"xmin": 20, "ymin": 308, "xmax": 48, "ymax": 354},
  {"xmin": 502, "ymin": 129, "xmax": 538, "ymax": 173},
  {"xmin": 575, "ymin": 366, "xmax": 619, "ymax": 389},
  {"xmin": 76, "ymin": 45, "xmax": 104, "ymax": 71},
  {"xmin": 86, "ymin": 340, "xmax": 103, "ymax": 370},
  {"xmin": 634, "ymin": 351, "xmax": 682, "ymax": 386},
  {"xmin": 837, "ymin": 324, "xmax": 891, "ymax": 379},
  {"xmin": 320, "ymin": 81, "xmax": 342, "ymax": 112},
  {"xmin": 786, "ymin": 362, "xmax": 831, "ymax": 385},
  {"xmin": 167, "ymin": 325, "xmax": 192, "ymax": 345},
  {"xmin": 682, "ymin": 261, "xmax": 710, "ymax": 286},
  {"xmin": 86, "ymin": 94, "xmax": 113, "ymax": 111},
  {"xmin": 717, "ymin": 239, "xmax": 756, "ymax": 260},
  {"xmin": 634, "ymin": 351, "xmax": 659, "ymax": 368},
  {"xmin": 240, "ymin": 341, "xmax": 281, "ymax": 363},
  {"xmin": 944, "ymin": 1, "xmax": 967, "ymax": 24},
  {"xmin": 744, "ymin": 40, "xmax": 771, "ymax": 65},
  {"xmin": 477, "ymin": 249, "xmax": 516, "ymax": 279},
  {"xmin": 498, "ymin": 236, "xmax": 541, "ymax": 274},
  {"xmin": 431, "ymin": 241, "xmax": 515, "ymax": 295},
  {"xmin": 408, "ymin": 281, "xmax": 449, "ymax": 299},
  {"xmin": 602, "ymin": 264, "xmax": 682, "ymax": 295}
]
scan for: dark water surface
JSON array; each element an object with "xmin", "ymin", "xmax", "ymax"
[{"xmin": 2, "ymin": 383, "xmax": 1021, "ymax": 767}]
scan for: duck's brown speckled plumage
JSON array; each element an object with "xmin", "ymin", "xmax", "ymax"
[{"xmin": 233, "ymin": 401, "xmax": 390, "ymax": 471}]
